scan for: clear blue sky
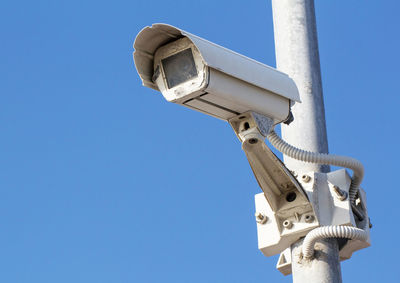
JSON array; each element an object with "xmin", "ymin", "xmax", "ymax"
[{"xmin": 1, "ymin": 0, "xmax": 399, "ymax": 282}]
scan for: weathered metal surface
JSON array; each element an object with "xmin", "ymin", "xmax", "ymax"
[
  {"xmin": 271, "ymin": 0, "xmax": 341, "ymax": 282},
  {"xmin": 291, "ymin": 238, "xmax": 342, "ymax": 283},
  {"xmin": 272, "ymin": 0, "xmax": 330, "ymax": 173}
]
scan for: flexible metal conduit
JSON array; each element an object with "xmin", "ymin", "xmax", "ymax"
[
  {"xmin": 267, "ymin": 130, "xmax": 364, "ymax": 205},
  {"xmin": 302, "ymin": 226, "xmax": 368, "ymax": 259}
]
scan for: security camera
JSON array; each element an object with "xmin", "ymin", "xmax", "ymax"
[
  {"xmin": 133, "ymin": 23, "xmax": 300, "ymax": 123},
  {"xmin": 133, "ymin": 24, "xmax": 309, "ymax": 254},
  {"xmin": 132, "ymin": 24, "xmax": 370, "ymax": 265}
]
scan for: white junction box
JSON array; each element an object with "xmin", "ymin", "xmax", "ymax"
[{"xmin": 255, "ymin": 169, "xmax": 370, "ymax": 264}]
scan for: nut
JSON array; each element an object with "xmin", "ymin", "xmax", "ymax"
[
  {"xmin": 304, "ymin": 214, "xmax": 314, "ymax": 223},
  {"xmin": 283, "ymin": 220, "xmax": 293, "ymax": 229},
  {"xmin": 301, "ymin": 174, "xmax": 311, "ymax": 183},
  {"xmin": 332, "ymin": 185, "xmax": 347, "ymax": 201},
  {"xmin": 255, "ymin": 212, "xmax": 268, "ymax": 224}
]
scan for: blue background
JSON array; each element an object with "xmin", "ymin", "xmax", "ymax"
[{"xmin": 1, "ymin": 0, "xmax": 399, "ymax": 282}]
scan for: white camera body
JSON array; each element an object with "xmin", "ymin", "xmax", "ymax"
[{"xmin": 133, "ymin": 24, "xmax": 300, "ymax": 123}]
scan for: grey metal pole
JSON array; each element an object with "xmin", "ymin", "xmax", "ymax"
[{"xmin": 271, "ymin": 0, "xmax": 342, "ymax": 282}]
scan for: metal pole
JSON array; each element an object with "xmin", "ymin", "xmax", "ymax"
[{"xmin": 271, "ymin": 0, "xmax": 342, "ymax": 282}]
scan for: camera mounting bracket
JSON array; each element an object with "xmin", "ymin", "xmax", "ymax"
[{"xmin": 229, "ymin": 112, "xmax": 319, "ymax": 256}]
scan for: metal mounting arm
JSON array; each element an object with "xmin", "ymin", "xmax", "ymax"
[
  {"xmin": 229, "ymin": 112, "xmax": 309, "ymax": 212},
  {"xmin": 229, "ymin": 112, "xmax": 319, "ymax": 256}
]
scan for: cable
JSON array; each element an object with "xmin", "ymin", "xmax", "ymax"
[
  {"xmin": 265, "ymin": 130, "xmax": 368, "ymax": 259},
  {"xmin": 302, "ymin": 226, "xmax": 368, "ymax": 259},
  {"xmin": 267, "ymin": 129, "xmax": 364, "ymax": 205}
]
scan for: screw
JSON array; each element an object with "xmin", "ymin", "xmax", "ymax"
[
  {"xmin": 301, "ymin": 174, "xmax": 311, "ymax": 183},
  {"xmin": 283, "ymin": 220, "xmax": 293, "ymax": 229},
  {"xmin": 332, "ymin": 185, "xmax": 347, "ymax": 201},
  {"xmin": 304, "ymin": 214, "xmax": 314, "ymax": 223},
  {"xmin": 255, "ymin": 212, "xmax": 268, "ymax": 224}
]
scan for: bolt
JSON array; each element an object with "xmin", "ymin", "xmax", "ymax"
[
  {"xmin": 255, "ymin": 212, "xmax": 268, "ymax": 224},
  {"xmin": 332, "ymin": 185, "xmax": 347, "ymax": 201},
  {"xmin": 301, "ymin": 174, "xmax": 311, "ymax": 183},
  {"xmin": 283, "ymin": 219, "xmax": 293, "ymax": 229},
  {"xmin": 304, "ymin": 214, "xmax": 314, "ymax": 223}
]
